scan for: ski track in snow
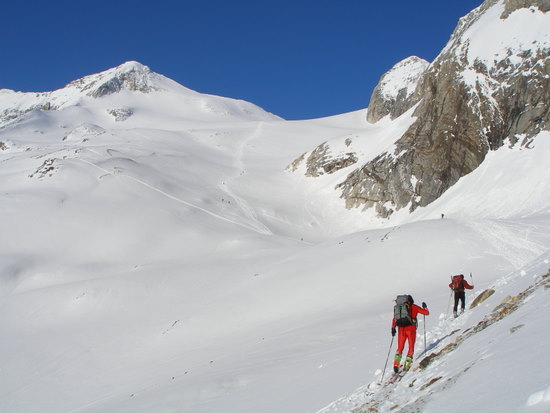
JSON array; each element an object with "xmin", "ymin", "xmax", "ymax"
[
  {"xmin": 217, "ymin": 121, "xmax": 273, "ymax": 235},
  {"xmin": 465, "ymin": 219, "xmax": 549, "ymax": 268},
  {"xmin": 78, "ymin": 153, "xmax": 269, "ymax": 235}
]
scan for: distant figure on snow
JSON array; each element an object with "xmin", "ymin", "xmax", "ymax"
[
  {"xmin": 441, "ymin": 213, "xmax": 445, "ymax": 219},
  {"xmin": 449, "ymin": 274, "xmax": 474, "ymax": 318},
  {"xmin": 391, "ymin": 295, "xmax": 429, "ymax": 373}
]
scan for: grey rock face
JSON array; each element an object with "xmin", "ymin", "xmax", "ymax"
[
  {"xmin": 92, "ymin": 77, "xmax": 124, "ymax": 97},
  {"xmin": 70, "ymin": 62, "xmax": 159, "ymax": 98},
  {"xmin": 305, "ymin": 143, "xmax": 358, "ymax": 177},
  {"xmin": 90, "ymin": 70, "xmax": 157, "ymax": 97},
  {"xmin": 107, "ymin": 107, "xmax": 134, "ymax": 121},
  {"xmin": 366, "ymin": 56, "xmax": 429, "ymax": 124},
  {"xmin": 335, "ymin": 0, "xmax": 550, "ymax": 217},
  {"xmin": 286, "ymin": 142, "xmax": 358, "ymax": 177},
  {"xmin": 502, "ymin": 0, "xmax": 550, "ymax": 17},
  {"xmin": 0, "ymin": 100, "xmax": 57, "ymax": 129}
]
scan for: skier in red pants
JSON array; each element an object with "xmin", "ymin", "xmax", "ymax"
[{"xmin": 391, "ymin": 295, "xmax": 429, "ymax": 373}]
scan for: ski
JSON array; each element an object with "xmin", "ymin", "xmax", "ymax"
[{"xmin": 386, "ymin": 370, "xmax": 406, "ymax": 385}]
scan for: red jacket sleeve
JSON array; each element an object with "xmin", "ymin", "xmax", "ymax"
[
  {"xmin": 411, "ymin": 304, "xmax": 429, "ymax": 317},
  {"xmin": 391, "ymin": 317, "xmax": 396, "ymax": 329},
  {"xmin": 463, "ymin": 280, "xmax": 474, "ymax": 289}
]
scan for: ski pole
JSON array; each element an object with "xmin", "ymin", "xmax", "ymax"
[
  {"xmin": 446, "ymin": 275, "xmax": 453, "ymax": 316},
  {"xmin": 423, "ymin": 314, "xmax": 427, "ymax": 355},
  {"xmin": 469, "ymin": 272, "xmax": 474, "ymax": 308},
  {"xmin": 381, "ymin": 335, "xmax": 394, "ymax": 384}
]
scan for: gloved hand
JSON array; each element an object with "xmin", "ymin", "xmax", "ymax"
[
  {"xmin": 391, "ymin": 328, "xmax": 396, "ymax": 337},
  {"xmin": 422, "ymin": 302, "xmax": 428, "ymax": 309}
]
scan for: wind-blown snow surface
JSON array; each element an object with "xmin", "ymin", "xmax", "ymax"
[{"xmin": 0, "ymin": 65, "xmax": 550, "ymax": 413}]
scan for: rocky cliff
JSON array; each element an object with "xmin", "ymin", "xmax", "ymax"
[{"xmin": 365, "ymin": 56, "xmax": 429, "ymax": 124}]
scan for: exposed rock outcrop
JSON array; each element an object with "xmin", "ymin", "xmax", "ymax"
[
  {"xmin": 68, "ymin": 61, "xmax": 159, "ymax": 97},
  {"xmin": 502, "ymin": 0, "xmax": 550, "ymax": 17},
  {"xmin": 302, "ymin": 142, "xmax": 358, "ymax": 177},
  {"xmin": 470, "ymin": 289, "xmax": 496, "ymax": 309},
  {"xmin": 0, "ymin": 99, "xmax": 57, "ymax": 127},
  {"xmin": 107, "ymin": 107, "xmax": 134, "ymax": 121},
  {"xmin": 366, "ymin": 56, "xmax": 429, "ymax": 124},
  {"xmin": 286, "ymin": 136, "xmax": 360, "ymax": 177}
]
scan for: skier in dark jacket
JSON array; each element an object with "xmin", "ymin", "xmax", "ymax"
[
  {"xmin": 391, "ymin": 295, "xmax": 429, "ymax": 372},
  {"xmin": 449, "ymin": 274, "xmax": 474, "ymax": 317}
]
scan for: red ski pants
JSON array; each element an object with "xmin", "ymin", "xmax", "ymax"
[{"xmin": 396, "ymin": 325, "xmax": 417, "ymax": 357}]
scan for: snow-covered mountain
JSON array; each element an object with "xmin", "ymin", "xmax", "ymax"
[
  {"xmin": 291, "ymin": 0, "xmax": 550, "ymax": 219},
  {"xmin": 0, "ymin": 1, "xmax": 549, "ymax": 413},
  {"xmin": 0, "ymin": 61, "xmax": 279, "ymax": 130}
]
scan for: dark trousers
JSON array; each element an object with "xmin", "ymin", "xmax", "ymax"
[{"xmin": 453, "ymin": 291, "xmax": 466, "ymax": 313}]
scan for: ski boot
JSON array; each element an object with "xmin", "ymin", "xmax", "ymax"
[
  {"xmin": 404, "ymin": 355, "xmax": 413, "ymax": 371},
  {"xmin": 393, "ymin": 353, "xmax": 402, "ymax": 373}
]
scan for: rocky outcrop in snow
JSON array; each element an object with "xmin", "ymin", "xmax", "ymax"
[
  {"xmin": 502, "ymin": 0, "xmax": 550, "ymax": 17},
  {"xmin": 366, "ymin": 56, "xmax": 429, "ymax": 124},
  {"xmin": 67, "ymin": 61, "xmax": 160, "ymax": 97},
  {"xmin": 0, "ymin": 92, "xmax": 57, "ymax": 127},
  {"xmin": 287, "ymin": 141, "xmax": 358, "ymax": 177},
  {"xmin": 107, "ymin": 107, "xmax": 134, "ymax": 122}
]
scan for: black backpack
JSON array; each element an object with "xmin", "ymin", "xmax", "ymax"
[{"xmin": 394, "ymin": 295, "xmax": 413, "ymax": 327}]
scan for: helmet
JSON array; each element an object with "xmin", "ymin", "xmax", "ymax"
[{"xmin": 408, "ymin": 295, "xmax": 414, "ymax": 304}]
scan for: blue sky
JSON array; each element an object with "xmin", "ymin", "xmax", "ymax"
[{"xmin": 2, "ymin": 0, "xmax": 482, "ymax": 120}]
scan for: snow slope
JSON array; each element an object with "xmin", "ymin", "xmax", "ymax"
[
  {"xmin": 317, "ymin": 252, "xmax": 550, "ymax": 413},
  {"xmin": 0, "ymin": 58, "xmax": 549, "ymax": 413}
]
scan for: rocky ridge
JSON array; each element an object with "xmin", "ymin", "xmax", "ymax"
[{"xmin": 66, "ymin": 61, "xmax": 160, "ymax": 98}]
